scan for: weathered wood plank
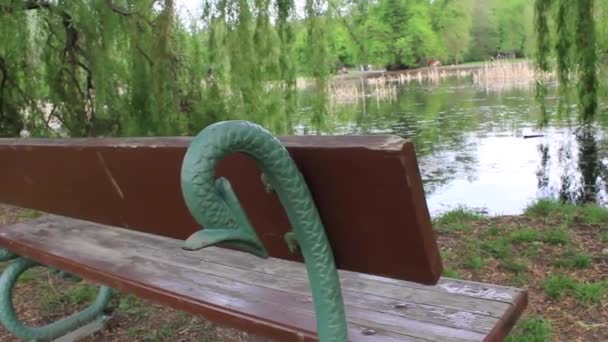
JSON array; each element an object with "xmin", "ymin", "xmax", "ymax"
[
  {"xmin": 23, "ymin": 218, "xmax": 513, "ymax": 320},
  {"xmin": 63, "ymin": 216, "xmax": 519, "ymax": 303},
  {"xmin": 5, "ymin": 219, "xmax": 498, "ymax": 335},
  {"xmin": 0, "ymin": 136, "xmax": 441, "ymax": 284},
  {"xmin": 0, "ymin": 216, "xmax": 527, "ymax": 341}
]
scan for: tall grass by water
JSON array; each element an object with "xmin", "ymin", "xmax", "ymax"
[{"xmin": 307, "ymin": 59, "xmax": 556, "ymax": 105}]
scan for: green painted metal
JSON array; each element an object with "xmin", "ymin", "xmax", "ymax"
[
  {"xmin": 180, "ymin": 120, "xmax": 349, "ymax": 341},
  {"xmin": 0, "ymin": 248, "xmax": 17, "ymax": 262},
  {"xmin": 0, "ymin": 257, "xmax": 113, "ymax": 341}
]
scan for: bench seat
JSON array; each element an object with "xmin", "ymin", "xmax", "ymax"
[{"xmin": 0, "ymin": 215, "xmax": 526, "ymax": 342}]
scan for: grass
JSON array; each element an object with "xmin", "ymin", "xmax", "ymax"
[
  {"xmin": 433, "ymin": 206, "xmax": 485, "ymax": 233},
  {"xmin": 442, "ymin": 267, "xmax": 461, "ymax": 278},
  {"xmin": 17, "ymin": 208, "xmax": 42, "ymax": 220},
  {"xmin": 456, "ymin": 58, "xmax": 527, "ymax": 68},
  {"xmin": 118, "ymin": 294, "xmax": 154, "ymax": 317},
  {"xmin": 433, "ymin": 200, "xmax": 607, "ymax": 341},
  {"xmin": 507, "ymin": 226, "xmax": 570, "ymax": 245},
  {"xmin": 583, "ymin": 204, "xmax": 608, "ymax": 225},
  {"xmin": 543, "ymin": 275, "xmax": 576, "ymax": 300},
  {"xmin": 524, "ymin": 199, "xmax": 577, "ymax": 221},
  {"xmin": 506, "ymin": 316, "xmax": 552, "ymax": 342},
  {"xmin": 500, "ymin": 259, "xmax": 528, "ymax": 273},
  {"xmin": 544, "ymin": 275, "xmax": 608, "ymax": 304},
  {"xmin": 541, "ymin": 228, "xmax": 570, "ymax": 245},
  {"xmin": 508, "ymin": 274, "xmax": 529, "ymax": 287},
  {"xmin": 485, "ymin": 224, "xmax": 501, "ymax": 236},
  {"xmin": 553, "ymin": 252, "xmax": 593, "ymax": 269},
  {"xmin": 508, "ymin": 228, "xmax": 540, "ymax": 243},
  {"xmin": 525, "ymin": 198, "xmax": 608, "ymax": 226},
  {"xmin": 40, "ymin": 278, "xmax": 98, "ymax": 314},
  {"xmin": 480, "ymin": 237, "xmax": 511, "ymax": 259},
  {"xmin": 462, "ymin": 255, "xmax": 484, "ymax": 271},
  {"xmin": 522, "ymin": 244, "xmax": 541, "ymax": 258},
  {"xmin": 575, "ymin": 282, "xmax": 608, "ymax": 303}
]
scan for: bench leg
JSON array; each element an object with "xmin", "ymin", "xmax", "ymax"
[
  {"xmin": 181, "ymin": 121, "xmax": 349, "ymax": 341},
  {"xmin": 0, "ymin": 256, "xmax": 113, "ymax": 341}
]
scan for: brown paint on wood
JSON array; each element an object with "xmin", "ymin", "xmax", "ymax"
[
  {"xmin": 0, "ymin": 136, "xmax": 441, "ymax": 284},
  {"xmin": 483, "ymin": 290, "xmax": 528, "ymax": 342},
  {"xmin": 0, "ymin": 216, "xmax": 526, "ymax": 341}
]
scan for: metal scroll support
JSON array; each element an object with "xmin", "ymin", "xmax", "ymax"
[
  {"xmin": 0, "ymin": 254, "xmax": 113, "ymax": 341},
  {"xmin": 0, "ymin": 248, "xmax": 17, "ymax": 262},
  {"xmin": 180, "ymin": 120, "xmax": 349, "ymax": 341}
]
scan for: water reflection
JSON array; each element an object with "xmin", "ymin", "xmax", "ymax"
[
  {"xmin": 294, "ymin": 78, "xmax": 608, "ymax": 216},
  {"xmin": 542, "ymin": 127, "xmax": 608, "ymax": 206}
]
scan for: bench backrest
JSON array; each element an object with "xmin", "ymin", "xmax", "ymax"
[{"xmin": 0, "ymin": 136, "xmax": 442, "ymax": 284}]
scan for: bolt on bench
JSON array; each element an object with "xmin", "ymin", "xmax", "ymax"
[{"xmin": 0, "ymin": 121, "xmax": 527, "ymax": 341}]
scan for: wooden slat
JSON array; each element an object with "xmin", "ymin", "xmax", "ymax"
[
  {"xmin": 0, "ymin": 136, "xmax": 441, "ymax": 284},
  {"xmin": 0, "ymin": 216, "xmax": 527, "ymax": 341}
]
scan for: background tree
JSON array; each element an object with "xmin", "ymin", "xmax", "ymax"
[
  {"xmin": 467, "ymin": 0, "xmax": 498, "ymax": 61},
  {"xmin": 0, "ymin": 0, "xmax": 547, "ymax": 139},
  {"xmin": 431, "ymin": 0, "xmax": 473, "ymax": 65}
]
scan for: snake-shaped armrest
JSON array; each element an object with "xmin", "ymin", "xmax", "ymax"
[{"xmin": 180, "ymin": 120, "xmax": 348, "ymax": 341}]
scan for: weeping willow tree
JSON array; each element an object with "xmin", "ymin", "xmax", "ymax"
[
  {"xmin": 0, "ymin": 0, "xmax": 331, "ymax": 138},
  {"xmin": 534, "ymin": 0, "xmax": 604, "ymax": 125},
  {"xmin": 535, "ymin": 0, "xmax": 608, "ymax": 204}
]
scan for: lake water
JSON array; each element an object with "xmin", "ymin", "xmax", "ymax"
[{"xmin": 295, "ymin": 77, "xmax": 608, "ymax": 217}]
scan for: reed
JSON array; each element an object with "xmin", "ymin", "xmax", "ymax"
[
  {"xmin": 327, "ymin": 78, "xmax": 397, "ymax": 105},
  {"xmin": 472, "ymin": 60, "xmax": 556, "ymax": 93}
]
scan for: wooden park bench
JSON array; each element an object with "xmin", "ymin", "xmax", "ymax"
[{"xmin": 0, "ymin": 121, "xmax": 527, "ymax": 341}]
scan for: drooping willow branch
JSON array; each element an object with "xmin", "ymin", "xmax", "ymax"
[{"xmin": 534, "ymin": 0, "xmax": 600, "ymax": 126}]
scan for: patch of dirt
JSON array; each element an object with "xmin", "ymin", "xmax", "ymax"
[{"xmin": 437, "ymin": 215, "xmax": 608, "ymax": 342}]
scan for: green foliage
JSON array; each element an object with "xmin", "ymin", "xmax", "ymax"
[
  {"xmin": 42, "ymin": 282, "xmax": 98, "ymax": 314},
  {"xmin": 535, "ymin": 0, "xmax": 602, "ymax": 125},
  {"xmin": 525, "ymin": 199, "xmax": 608, "ymax": 226},
  {"xmin": 17, "ymin": 209, "xmax": 41, "ymax": 220},
  {"xmin": 575, "ymin": 282, "xmax": 608, "ymax": 304},
  {"xmin": 524, "ymin": 198, "xmax": 574, "ymax": 218},
  {"xmin": 0, "ymin": 0, "xmax": 574, "ymax": 138},
  {"xmin": 462, "ymin": 255, "xmax": 484, "ymax": 271},
  {"xmin": 442, "ymin": 267, "xmax": 461, "ymax": 278},
  {"xmin": 433, "ymin": 206, "xmax": 485, "ymax": 233},
  {"xmin": 431, "ymin": 0, "xmax": 472, "ymax": 64},
  {"xmin": 506, "ymin": 316, "xmax": 552, "ymax": 342},
  {"xmin": 480, "ymin": 238, "xmax": 511, "ymax": 260},
  {"xmin": 501, "ymin": 259, "xmax": 528, "ymax": 273},
  {"xmin": 508, "ymin": 274, "xmax": 529, "ymax": 287},
  {"xmin": 434, "ymin": 206, "xmax": 485, "ymax": 225},
  {"xmin": 553, "ymin": 253, "xmax": 593, "ymax": 269},
  {"xmin": 542, "ymin": 229, "xmax": 570, "ymax": 245},
  {"xmin": 467, "ymin": 0, "xmax": 498, "ymax": 61},
  {"xmin": 0, "ymin": 0, "xmax": 302, "ymax": 137},
  {"xmin": 486, "ymin": 224, "xmax": 501, "ymax": 237},
  {"xmin": 509, "ymin": 228, "xmax": 540, "ymax": 243},
  {"xmin": 582, "ymin": 204, "xmax": 608, "ymax": 225},
  {"xmin": 118, "ymin": 294, "xmax": 152, "ymax": 316},
  {"xmin": 296, "ymin": 0, "xmax": 533, "ymax": 70},
  {"xmin": 544, "ymin": 276, "xmax": 607, "ymax": 304},
  {"xmin": 544, "ymin": 275, "xmax": 576, "ymax": 300},
  {"xmin": 523, "ymin": 244, "xmax": 541, "ymax": 258}
]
